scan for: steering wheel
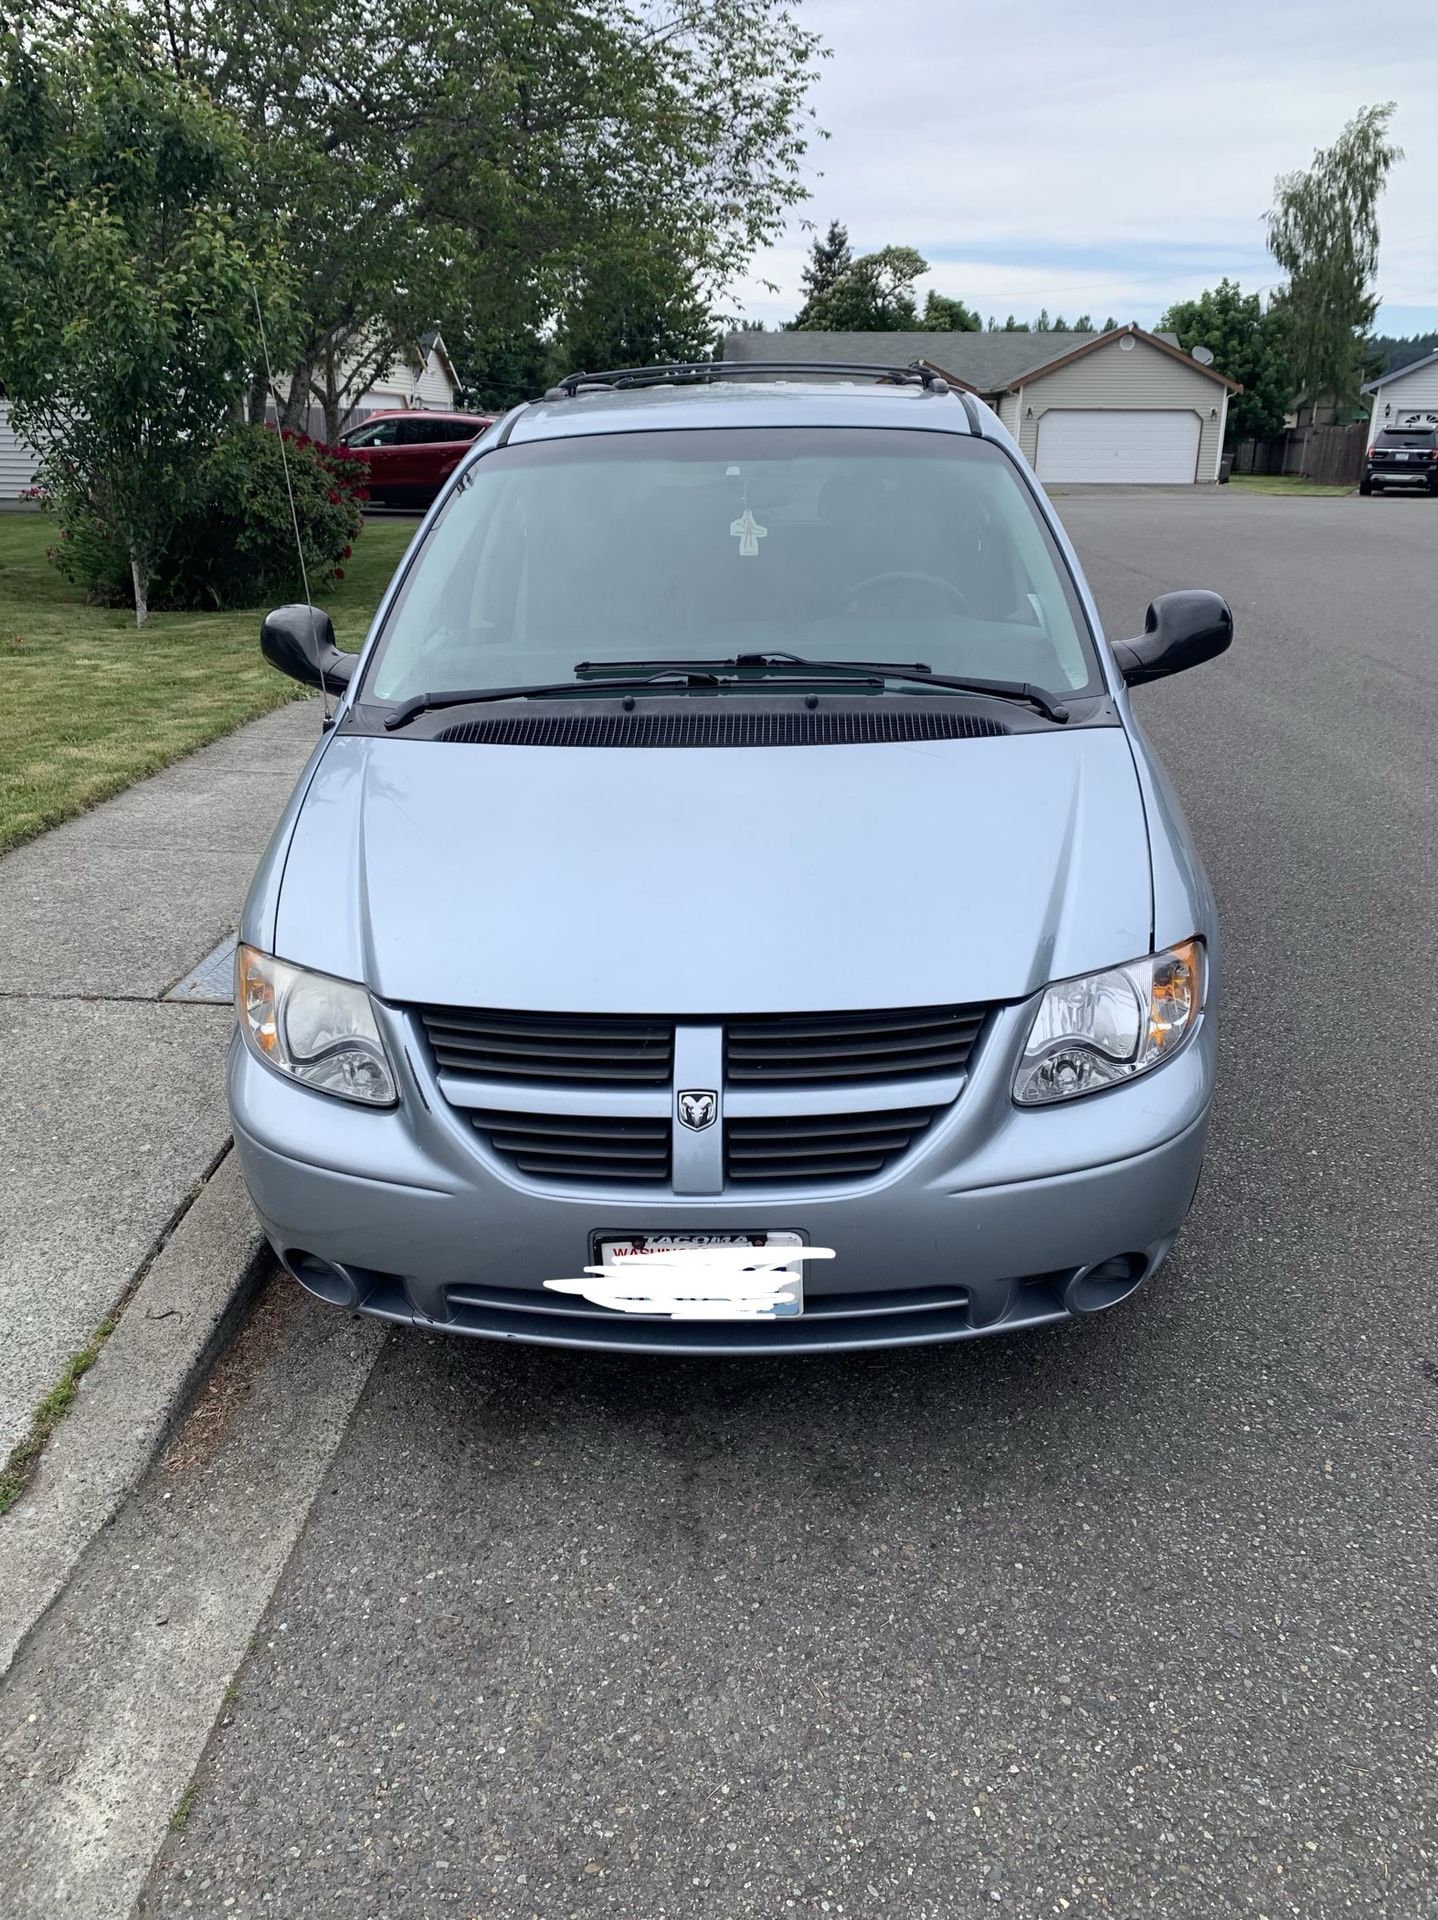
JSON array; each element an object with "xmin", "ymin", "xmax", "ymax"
[{"xmin": 838, "ymin": 570, "xmax": 972, "ymax": 616}]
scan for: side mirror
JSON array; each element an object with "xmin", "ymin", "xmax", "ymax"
[
  {"xmin": 1112, "ymin": 590, "xmax": 1233, "ymax": 687},
  {"xmin": 260, "ymin": 604, "xmax": 357, "ymax": 694}
]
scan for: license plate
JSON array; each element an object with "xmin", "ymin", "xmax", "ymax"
[
  {"xmin": 1397, "ymin": 451, "xmax": 1410, "ymax": 461},
  {"xmin": 587, "ymin": 1231, "xmax": 805, "ymax": 1319}
]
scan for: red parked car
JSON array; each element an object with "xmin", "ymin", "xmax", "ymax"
[{"xmin": 339, "ymin": 409, "xmax": 495, "ymax": 508}]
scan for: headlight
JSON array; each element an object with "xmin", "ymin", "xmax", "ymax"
[
  {"xmin": 236, "ymin": 946, "xmax": 398, "ymax": 1107},
  {"xmin": 1014, "ymin": 939, "xmax": 1204, "ymax": 1106}
]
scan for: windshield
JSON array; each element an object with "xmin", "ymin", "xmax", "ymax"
[{"xmin": 364, "ymin": 427, "xmax": 1102, "ymax": 704}]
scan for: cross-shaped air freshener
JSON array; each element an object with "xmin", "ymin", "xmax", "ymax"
[{"xmin": 729, "ymin": 507, "xmax": 768, "ymax": 557}]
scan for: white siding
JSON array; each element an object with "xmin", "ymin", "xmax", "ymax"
[
  {"xmin": 0, "ymin": 404, "xmax": 42, "ymax": 499},
  {"xmin": 994, "ymin": 391, "xmax": 1021, "ymax": 436},
  {"xmin": 412, "ymin": 346, "xmax": 457, "ymax": 408},
  {"xmin": 1016, "ymin": 335, "xmax": 1229, "ymax": 482},
  {"xmin": 1368, "ymin": 364, "xmax": 1438, "ymax": 445}
]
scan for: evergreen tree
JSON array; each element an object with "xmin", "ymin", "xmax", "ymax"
[
  {"xmin": 789, "ymin": 221, "xmax": 852, "ymax": 327},
  {"xmin": 792, "ymin": 245, "xmax": 927, "ymax": 331}
]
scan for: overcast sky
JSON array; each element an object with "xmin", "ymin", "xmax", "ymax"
[{"xmin": 729, "ymin": 0, "xmax": 1438, "ymax": 337}]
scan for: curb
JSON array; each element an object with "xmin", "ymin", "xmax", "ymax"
[{"xmin": 0, "ymin": 1148, "xmax": 268, "ymax": 1681}]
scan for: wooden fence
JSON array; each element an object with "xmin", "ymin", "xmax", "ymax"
[{"xmin": 1231, "ymin": 422, "xmax": 1367, "ymax": 486}]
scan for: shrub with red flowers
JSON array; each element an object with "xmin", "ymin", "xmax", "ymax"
[{"xmin": 51, "ymin": 425, "xmax": 369, "ymax": 611}]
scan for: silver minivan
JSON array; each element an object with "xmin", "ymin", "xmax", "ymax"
[{"xmin": 231, "ymin": 363, "xmax": 1230, "ymax": 1354}]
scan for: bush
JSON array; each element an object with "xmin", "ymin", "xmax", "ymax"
[{"xmin": 48, "ymin": 425, "xmax": 369, "ymax": 611}]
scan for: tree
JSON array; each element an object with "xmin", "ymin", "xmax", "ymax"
[
  {"xmin": 117, "ymin": 0, "xmax": 825, "ymax": 436},
  {"xmin": 451, "ymin": 321, "xmax": 552, "ymax": 413},
  {"xmin": 1033, "ymin": 308, "xmax": 1051, "ymax": 331},
  {"xmin": 1267, "ymin": 103, "xmax": 1403, "ymax": 411},
  {"xmin": 552, "ymin": 251, "xmax": 718, "ymax": 374},
  {"xmin": 789, "ymin": 220, "xmax": 851, "ymax": 327},
  {"xmin": 1072, "ymin": 314, "xmax": 1093, "ymax": 332},
  {"xmin": 1367, "ymin": 330, "xmax": 1438, "ymax": 377},
  {"xmin": 1101, "ymin": 316, "xmax": 1117, "ymax": 333},
  {"xmin": 1158, "ymin": 278, "xmax": 1293, "ymax": 441},
  {"xmin": 999, "ymin": 315, "xmax": 1029, "ymax": 332},
  {"xmin": 0, "ymin": 17, "xmax": 283, "ymax": 625},
  {"xmin": 792, "ymin": 245, "xmax": 927, "ymax": 331},
  {"xmin": 920, "ymin": 290, "xmax": 981, "ymax": 332}
]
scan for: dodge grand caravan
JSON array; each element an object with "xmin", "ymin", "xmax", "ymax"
[{"xmin": 232, "ymin": 361, "xmax": 1232, "ymax": 1354}]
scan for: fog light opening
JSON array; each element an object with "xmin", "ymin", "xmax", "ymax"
[
  {"xmin": 283, "ymin": 1250, "xmax": 361, "ymax": 1310},
  {"xmin": 1063, "ymin": 1255, "xmax": 1147, "ymax": 1317}
]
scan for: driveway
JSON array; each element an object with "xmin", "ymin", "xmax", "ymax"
[{"xmin": 71, "ymin": 494, "xmax": 1438, "ymax": 1915}]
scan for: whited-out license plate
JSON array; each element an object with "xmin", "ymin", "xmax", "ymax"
[{"xmin": 590, "ymin": 1232, "xmax": 805, "ymax": 1319}]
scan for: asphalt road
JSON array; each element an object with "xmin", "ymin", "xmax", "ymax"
[{"xmin": 141, "ymin": 491, "xmax": 1437, "ymax": 1919}]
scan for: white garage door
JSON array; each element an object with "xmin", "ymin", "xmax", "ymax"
[{"xmin": 1036, "ymin": 409, "xmax": 1200, "ymax": 485}]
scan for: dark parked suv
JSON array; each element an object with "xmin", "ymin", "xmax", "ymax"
[
  {"xmin": 1360, "ymin": 424, "xmax": 1438, "ymax": 495},
  {"xmin": 340, "ymin": 409, "xmax": 495, "ymax": 508}
]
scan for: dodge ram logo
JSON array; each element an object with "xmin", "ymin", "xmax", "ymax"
[{"xmin": 677, "ymin": 1089, "xmax": 717, "ymax": 1131}]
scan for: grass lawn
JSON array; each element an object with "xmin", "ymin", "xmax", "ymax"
[
  {"xmin": 0, "ymin": 512, "xmax": 415, "ymax": 854},
  {"xmin": 1226, "ymin": 474, "xmax": 1355, "ymax": 497}
]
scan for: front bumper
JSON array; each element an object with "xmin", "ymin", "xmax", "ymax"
[{"xmin": 228, "ymin": 988, "xmax": 1216, "ymax": 1355}]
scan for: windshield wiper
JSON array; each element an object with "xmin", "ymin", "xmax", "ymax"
[
  {"xmin": 382, "ymin": 669, "xmax": 882, "ymax": 732},
  {"xmin": 384, "ymin": 671, "xmax": 719, "ymax": 730},
  {"xmin": 577, "ymin": 653, "xmax": 1071, "ymax": 722}
]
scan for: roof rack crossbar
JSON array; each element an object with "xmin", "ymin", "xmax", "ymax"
[{"xmin": 547, "ymin": 360, "xmax": 953, "ymax": 398}]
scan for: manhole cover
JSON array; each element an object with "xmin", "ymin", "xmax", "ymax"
[{"xmin": 165, "ymin": 933, "xmax": 238, "ymax": 1004}]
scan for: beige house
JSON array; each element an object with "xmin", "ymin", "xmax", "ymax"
[{"xmin": 724, "ymin": 323, "xmax": 1239, "ymax": 484}]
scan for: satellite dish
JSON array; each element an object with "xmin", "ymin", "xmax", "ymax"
[{"xmin": 1191, "ymin": 345, "xmax": 1215, "ymax": 365}]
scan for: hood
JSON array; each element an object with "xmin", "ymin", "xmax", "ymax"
[{"xmin": 274, "ymin": 729, "xmax": 1152, "ymax": 1012}]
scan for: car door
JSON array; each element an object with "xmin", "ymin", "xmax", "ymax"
[
  {"xmin": 342, "ymin": 417, "xmax": 405, "ymax": 501},
  {"xmin": 426, "ymin": 417, "xmax": 482, "ymax": 493}
]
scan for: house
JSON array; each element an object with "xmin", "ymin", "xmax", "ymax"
[
  {"xmin": 1, "ymin": 331, "xmax": 463, "ymax": 504},
  {"xmin": 722, "ymin": 323, "xmax": 1240, "ymax": 484},
  {"xmin": 1362, "ymin": 348, "xmax": 1438, "ymax": 446},
  {"xmin": 0, "ymin": 396, "xmax": 41, "ymax": 502},
  {"xmin": 348, "ymin": 330, "xmax": 460, "ymax": 420},
  {"xmin": 268, "ymin": 329, "xmax": 462, "ymax": 438}
]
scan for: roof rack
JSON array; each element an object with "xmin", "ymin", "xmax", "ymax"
[{"xmin": 545, "ymin": 360, "xmax": 953, "ymax": 398}]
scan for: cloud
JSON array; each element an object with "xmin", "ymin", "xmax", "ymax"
[{"xmin": 729, "ymin": 0, "xmax": 1438, "ymax": 333}]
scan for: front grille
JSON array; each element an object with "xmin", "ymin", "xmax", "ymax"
[
  {"xmin": 435, "ymin": 709, "xmax": 1008, "ymax": 749},
  {"xmin": 416, "ymin": 1000, "xmax": 991, "ymax": 1191},
  {"xmin": 472, "ymin": 1109, "xmax": 671, "ymax": 1183},
  {"xmin": 725, "ymin": 1106, "xmax": 942, "ymax": 1183},
  {"xmin": 725, "ymin": 1004, "xmax": 988, "ymax": 1084},
  {"xmin": 419, "ymin": 1007, "xmax": 673, "ymax": 1085}
]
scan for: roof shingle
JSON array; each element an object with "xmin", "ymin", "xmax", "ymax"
[{"xmin": 722, "ymin": 327, "xmax": 1185, "ymax": 392}]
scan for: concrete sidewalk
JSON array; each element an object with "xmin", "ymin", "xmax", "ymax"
[{"xmin": 0, "ymin": 701, "xmax": 320, "ymax": 1458}]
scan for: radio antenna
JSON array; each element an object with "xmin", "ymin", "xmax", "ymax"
[{"xmin": 252, "ymin": 284, "xmax": 330, "ymax": 727}]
